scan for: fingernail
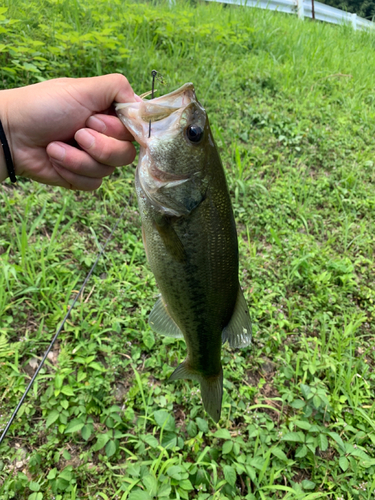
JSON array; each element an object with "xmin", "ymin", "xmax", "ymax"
[
  {"xmin": 87, "ymin": 116, "xmax": 106, "ymax": 132},
  {"xmin": 48, "ymin": 143, "xmax": 66, "ymax": 161},
  {"xmin": 75, "ymin": 129, "xmax": 95, "ymax": 149}
]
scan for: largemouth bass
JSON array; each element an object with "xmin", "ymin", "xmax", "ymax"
[{"xmin": 116, "ymin": 84, "xmax": 251, "ymax": 422}]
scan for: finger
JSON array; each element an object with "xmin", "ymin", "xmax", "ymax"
[
  {"xmin": 51, "ymin": 163, "xmax": 103, "ymax": 191},
  {"xmin": 74, "ymin": 129, "xmax": 137, "ymax": 167},
  {"xmin": 74, "ymin": 74, "xmax": 142, "ymax": 113},
  {"xmin": 86, "ymin": 114, "xmax": 134, "ymax": 141},
  {"xmin": 47, "ymin": 141, "xmax": 116, "ymax": 178}
]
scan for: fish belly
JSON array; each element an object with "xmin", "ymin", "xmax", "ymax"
[{"xmin": 137, "ymin": 179, "xmax": 239, "ymax": 378}]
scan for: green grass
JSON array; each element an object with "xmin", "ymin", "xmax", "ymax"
[{"xmin": 1, "ymin": 0, "xmax": 375, "ymax": 498}]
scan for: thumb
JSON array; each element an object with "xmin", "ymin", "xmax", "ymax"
[{"xmin": 73, "ymin": 73, "xmax": 142, "ymax": 113}]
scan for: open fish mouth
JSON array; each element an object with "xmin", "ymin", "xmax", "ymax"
[
  {"xmin": 116, "ymin": 81, "xmax": 209, "ymax": 214},
  {"xmin": 115, "ymin": 83, "xmax": 199, "ymax": 147}
]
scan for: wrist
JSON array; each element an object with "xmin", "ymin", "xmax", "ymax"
[
  {"xmin": 0, "ymin": 152, "xmax": 7, "ymax": 183},
  {"xmin": 0, "ymin": 130, "xmax": 8, "ymax": 183},
  {"xmin": 0, "ymin": 97, "xmax": 13, "ymax": 183}
]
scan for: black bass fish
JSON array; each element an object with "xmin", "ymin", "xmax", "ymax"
[{"xmin": 116, "ymin": 84, "xmax": 251, "ymax": 422}]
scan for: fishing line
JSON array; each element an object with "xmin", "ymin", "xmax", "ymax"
[{"xmin": 0, "ymin": 204, "xmax": 129, "ymax": 445}]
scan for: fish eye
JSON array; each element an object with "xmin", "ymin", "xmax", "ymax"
[{"xmin": 186, "ymin": 125, "xmax": 204, "ymax": 144}]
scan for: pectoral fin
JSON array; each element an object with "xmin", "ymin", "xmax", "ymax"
[
  {"xmin": 154, "ymin": 218, "xmax": 186, "ymax": 263},
  {"xmin": 148, "ymin": 296, "xmax": 184, "ymax": 338},
  {"xmin": 222, "ymin": 287, "xmax": 252, "ymax": 348}
]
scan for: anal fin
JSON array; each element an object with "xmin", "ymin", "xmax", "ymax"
[
  {"xmin": 148, "ymin": 296, "xmax": 184, "ymax": 339},
  {"xmin": 222, "ymin": 287, "xmax": 252, "ymax": 348}
]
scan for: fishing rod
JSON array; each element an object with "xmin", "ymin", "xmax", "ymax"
[{"xmin": 0, "ymin": 203, "xmax": 129, "ymax": 445}]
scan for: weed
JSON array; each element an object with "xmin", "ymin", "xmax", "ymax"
[{"xmin": 1, "ymin": 0, "xmax": 375, "ymax": 498}]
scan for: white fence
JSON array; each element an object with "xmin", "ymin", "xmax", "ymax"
[{"xmin": 205, "ymin": 0, "xmax": 374, "ymax": 31}]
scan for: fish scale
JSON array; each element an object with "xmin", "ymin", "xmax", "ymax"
[{"xmin": 116, "ymin": 83, "xmax": 252, "ymax": 422}]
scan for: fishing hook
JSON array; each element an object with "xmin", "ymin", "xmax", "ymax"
[{"xmin": 148, "ymin": 69, "xmax": 158, "ymax": 138}]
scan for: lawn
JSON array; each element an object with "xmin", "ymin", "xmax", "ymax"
[{"xmin": 1, "ymin": 0, "xmax": 375, "ymax": 499}]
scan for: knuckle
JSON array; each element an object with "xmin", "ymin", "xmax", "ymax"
[
  {"xmin": 85, "ymin": 179, "xmax": 102, "ymax": 191},
  {"xmin": 64, "ymin": 151, "xmax": 94, "ymax": 174},
  {"xmin": 66, "ymin": 153, "xmax": 86, "ymax": 172},
  {"xmin": 118, "ymin": 73, "xmax": 129, "ymax": 87},
  {"xmin": 111, "ymin": 73, "xmax": 129, "ymax": 88},
  {"xmin": 96, "ymin": 143, "xmax": 113, "ymax": 164},
  {"xmin": 125, "ymin": 144, "xmax": 137, "ymax": 165}
]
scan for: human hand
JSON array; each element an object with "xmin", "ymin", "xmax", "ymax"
[{"xmin": 0, "ymin": 74, "xmax": 141, "ymax": 190}]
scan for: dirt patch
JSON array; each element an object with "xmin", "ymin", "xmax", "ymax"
[
  {"xmin": 58, "ymin": 444, "xmax": 84, "ymax": 470},
  {"xmin": 113, "ymin": 368, "xmax": 134, "ymax": 403},
  {"xmin": 173, "ymin": 403, "xmax": 187, "ymax": 429},
  {"xmin": 246, "ymin": 356, "xmax": 283, "ymax": 422},
  {"xmin": 292, "ymin": 469, "xmax": 312, "ymax": 484}
]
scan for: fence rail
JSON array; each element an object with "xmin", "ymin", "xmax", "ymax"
[{"xmin": 205, "ymin": 0, "xmax": 374, "ymax": 31}]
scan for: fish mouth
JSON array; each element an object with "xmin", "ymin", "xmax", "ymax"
[{"xmin": 115, "ymin": 83, "xmax": 199, "ymax": 147}]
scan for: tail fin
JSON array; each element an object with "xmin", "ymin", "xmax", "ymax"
[
  {"xmin": 170, "ymin": 362, "xmax": 223, "ymax": 423},
  {"xmin": 199, "ymin": 369, "xmax": 223, "ymax": 423}
]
